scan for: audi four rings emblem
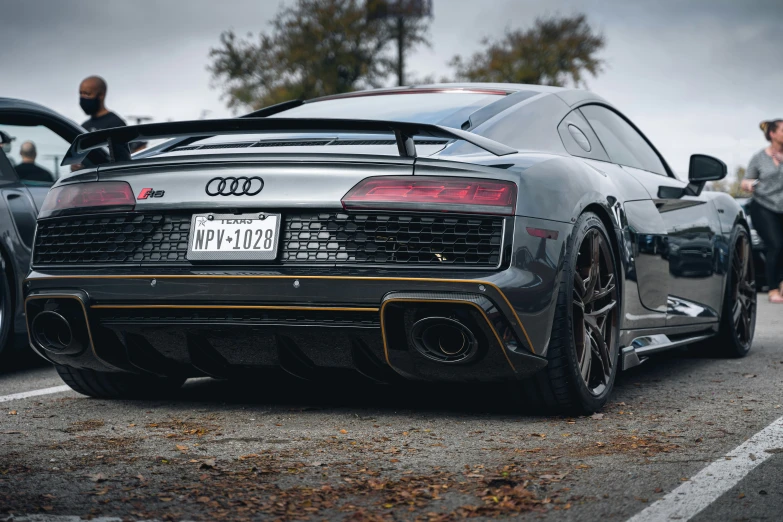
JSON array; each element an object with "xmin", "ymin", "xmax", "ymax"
[{"xmin": 205, "ymin": 176, "xmax": 264, "ymax": 196}]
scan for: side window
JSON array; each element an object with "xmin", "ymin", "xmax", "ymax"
[
  {"xmin": 0, "ymin": 124, "xmax": 71, "ymax": 186},
  {"xmin": 557, "ymin": 109, "xmax": 609, "ymax": 162},
  {"xmin": 579, "ymin": 105, "xmax": 667, "ymax": 176}
]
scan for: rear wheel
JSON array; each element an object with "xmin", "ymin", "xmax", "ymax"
[
  {"xmin": 55, "ymin": 365, "xmax": 185, "ymax": 399},
  {"xmin": 521, "ymin": 212, "xmax": 620, "ymax": 413},
  {"xmin": 712, "ymin": 226, "xmax": 756, "ymax": 357}
]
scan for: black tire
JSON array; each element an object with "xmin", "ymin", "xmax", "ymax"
[
  {"xmin": 0, "ymin": 257, "xmax": 13, "ymax": 362},
  {"xmin": 55, "ymin": 364, "xmax": 185, "ymax": 399},
  {"xmin": 521, "ymin": 212, "xmax": 621, "ymax": 414},
  {"xmin": 712, "ymin": 225, "xmax": 757, "ymax": 357}
]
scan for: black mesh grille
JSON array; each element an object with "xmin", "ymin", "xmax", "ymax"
[
  {"xmin": 34, "ymin": 212, "xmax": 505, "ymax": 267},
  {"xmin": 281, "ymin": 213, "xmax": 503, "ymax": 265},
  {"xmin": 34, "ymin": 214, "xmax": 191, "ymax": 265}
]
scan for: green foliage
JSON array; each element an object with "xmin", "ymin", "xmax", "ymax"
[
  {"xmin": 208, "ymin": 0, "xmax": 430, "ymax": 111},
  {"xmin": 712, "ymin": 166, "xmax": 751, "ymax": 198},
  {"xmin": 449, "ymin": 14, "xmax": 605, "ymax": 87}
]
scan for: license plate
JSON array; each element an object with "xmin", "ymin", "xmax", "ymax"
[{"xmin": 187, "ymin": 213, "xmax": 281, "ymax": 261}]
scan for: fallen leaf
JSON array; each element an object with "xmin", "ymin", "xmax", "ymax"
[
  {"xmin": 390, "ymin": 458, "xmax": 400, "ymax": 463},
  {"xmin": 89, "ymin": 473, "xmax": 106, "ymax": 483},
  {"xmin": 530, "ymin": 433, "xmax": 546, "ymax": 438},
  {"xmin": 200, "ymin": 459, "xmax": 216, "ymax": 469},
  {"xmin": 654, "ymin": 487, "xmax": 663, "ymax": 493},
  {"xmin": 176, "ymin": 444, "xmax": 187, "ymax": 452},
  {"xmin": 738, "ymin": 493, "xmax": 745, "ymax": 499},
  {"xmin": 197, "ymin": 496, "xmax": 210, "ymax": 503},
  {"xmin": 339, "ymin": 429, "xmax": 348, "ymax": 434},
  {"xmin": 8, "ymin": 411, "xmax": 17, "ymax": 415},
  {"xmin": 591, "ymin": 413, "xmax": 604, "ymax": 420}
]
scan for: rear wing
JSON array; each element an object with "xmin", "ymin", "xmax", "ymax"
[{"xmin": 61, "ymin": 118, "xmax": 517, "ymax": 165}]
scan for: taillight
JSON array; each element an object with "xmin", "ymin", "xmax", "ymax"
[
  {"xmin": 341, "ymin": 176, "xmax": 517, "ymax": 215},
  {"xmin": 39, "ymin": 181, "xmax": 135, "ymax": 218}
]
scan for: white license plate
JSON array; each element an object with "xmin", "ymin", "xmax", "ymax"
[{"xmin": 187, "ymin": 213, "xmax": 281, "ymax": 261}]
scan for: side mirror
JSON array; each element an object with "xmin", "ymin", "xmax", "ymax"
[
  {"xmin": 689, "ymin": 154, "xmax": 727, "ymax": 183},
  {"xmin": 683, "ymin": 154, "xmax": 727, "ymax": 197}
]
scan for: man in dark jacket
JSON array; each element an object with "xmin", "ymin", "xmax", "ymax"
[
  {"xmin": 14, "ymin": 141, "xmax": 53, "ymax": 183},
  {"xmin": 79, "ymin": 76, "xmax": 126, "ymax": 131}
]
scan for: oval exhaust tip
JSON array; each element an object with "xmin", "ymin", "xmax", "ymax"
[
  {"xmin": 31, "ymin": 311, "xmax": 73, "ymax": 353},
  {"xmin": 411, "ymin": 317, "xmax": 478, "ymax": 363}
]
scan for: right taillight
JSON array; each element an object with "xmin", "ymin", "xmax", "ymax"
[
  {"xmin": 341, "ymin": 176, "xmax": 517, "ymax": 215},
  {"xmin": 39, "ymin": 181, "xmax": 136, "ymax": 218}
]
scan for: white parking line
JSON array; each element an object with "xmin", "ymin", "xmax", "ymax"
[
  {"xmin": 0, "ymin": 385, "xmax": 71, "ymax": 403},
  {"xmin": 627, "ymin": 415, "xmax": 783, "ymax": 522}
]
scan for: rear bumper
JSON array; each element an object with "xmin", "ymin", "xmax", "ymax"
[
  {"xmin": 24, "ymin": 271, "xmax": 551, "ymax": 383},
  {"xmin": 24, "ymin": 216, "xmax": 570, "ymax": 383}
]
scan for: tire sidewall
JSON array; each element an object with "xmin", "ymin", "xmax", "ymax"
[
  {"xmin": 721, "ymin": 225, "xmax": 756, "ymax": 357},
  {"xmin": 563, "ymin": 212, "xmax": 621, "ymax": 410}
]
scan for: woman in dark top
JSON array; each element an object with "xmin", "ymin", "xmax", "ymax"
[{"xmin": 741, "ymin": 119, "xmax": 783, "ymax": 302}]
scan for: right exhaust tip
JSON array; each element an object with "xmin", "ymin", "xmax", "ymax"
[
  {"xmin": 411, "ymin": 317, "xmax": 478, "ymax": 363},
  {"xmin": 31, "ymin": 311, "xmax": 73, "ymax": 353}
]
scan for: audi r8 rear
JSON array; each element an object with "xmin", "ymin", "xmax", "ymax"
[{"xmin": 25, "ymin": 84, "xmax": 754, "ymax": 413}]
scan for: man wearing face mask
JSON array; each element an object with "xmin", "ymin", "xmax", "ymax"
[{"xmin": 79, "ymin": 75, "xmax": 126, "ymax": 132}]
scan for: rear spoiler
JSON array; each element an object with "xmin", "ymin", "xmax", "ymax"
[{"xmin": 62, "ymin": 118, "xmax": 517, "ymax": 165}]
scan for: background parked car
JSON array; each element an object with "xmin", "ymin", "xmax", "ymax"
[{"xmin": 0, "ymin": 98, "xmax": 108, "ymax": 361}]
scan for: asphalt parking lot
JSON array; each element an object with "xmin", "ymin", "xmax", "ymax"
[{"xmin": 0, "ymin": 299, "xmax": 781, "ymax": 521}]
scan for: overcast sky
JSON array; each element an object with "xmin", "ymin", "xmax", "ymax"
[{"xmin": 1, "ymin": 0, "xmax": 781, "ymax": 177}]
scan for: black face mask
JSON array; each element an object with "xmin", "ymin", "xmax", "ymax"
[{"xmin": 79, "ymin": 96, "xmax": 100, "ymax": 116}]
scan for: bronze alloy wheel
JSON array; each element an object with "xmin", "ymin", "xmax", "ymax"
[
  {"xmin": 731, "ymin": 233, "xmax": 756, "ymax": 349},
  {"xmin": 572, "ymin": 227, "xmax": 619, "ymax": 396}
]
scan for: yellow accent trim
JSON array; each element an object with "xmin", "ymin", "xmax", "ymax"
[
  {"xmin": 91, "ymin": 304, "xmax": 379, "ymax": 312},
  {"xmin": 379, "ymin": 298, "xmax": 517, "ymax": 373},
  {"xmin": 25, "ymin": 274, "xmax": 534, "ymax": 353},
  {"xmin": 24, "ymin": 294, "xmax": 100, "ymax": 365}
]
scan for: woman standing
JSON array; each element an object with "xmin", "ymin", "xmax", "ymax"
[{"xmin": 741, "ymin": 119, "xmax": 783, "ymax": 302}]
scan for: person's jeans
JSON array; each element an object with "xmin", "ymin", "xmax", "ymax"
[{"xmin": 750, "ymin": 200, "xmax": 783, "ymax": 290}]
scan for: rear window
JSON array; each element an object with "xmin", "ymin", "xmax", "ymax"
[{"xmin": 272, "ymin": 92, "xmax": 506, "ymax": 128}]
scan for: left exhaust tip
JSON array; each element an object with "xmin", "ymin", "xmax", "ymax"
[
  {"xmin": 31, "ymin": 311, "xmax": 73, "ymax": 353},
  {"xmin": 410, "ymin": 317, "xmax": 478, "ymax": 363}
]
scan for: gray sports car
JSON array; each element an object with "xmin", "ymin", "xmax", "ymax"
[{"xmin": 24, "ymin": 84, "xmax": 756, "ymax": 413}]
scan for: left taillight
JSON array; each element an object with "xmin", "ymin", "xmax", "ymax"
[
  {"xmin": 341, "ymin": 176, "xmax": 517, "ymax": 215},
  {"xmin": 39, "ymin": 181, "xmax": 136, "ymax": 218}
]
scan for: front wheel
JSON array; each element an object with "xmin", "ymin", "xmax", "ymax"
[
  {"xmin": 712, "ymin": 226, "xmax": 757, "ymax": 357},
  {"xmin": 521, "ymin": 212, "xmax": 620, "ymax": 414},
  {"xmin": 55, "ymin": 365, "xmax": 185, "ymax": 399}
]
